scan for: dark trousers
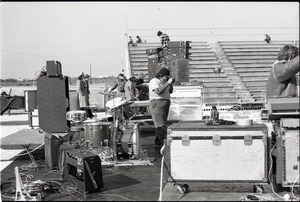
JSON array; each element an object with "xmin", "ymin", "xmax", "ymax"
[
  {"xmin": 149, "ymin": 99, "xmax": 170, "ymax": 146},
  {"xmin": 81, "ymin": 107, "xmax": 93, "ymax": 118},
  {"xmin": 154, "ymin": 125, "xmax": 167, "ymax": 146}
]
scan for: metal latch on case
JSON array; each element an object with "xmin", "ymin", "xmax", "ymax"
[
  {"xmin": 213, "ymin": 135, "xmax": 221, "ymax": 146},
  {"xmin": 181, "ymin": 134, "xmax": 190, "ymax": 146},
  {"xmin": 244, "ymin": 134, "xmax": 253, "ymax": 145}
]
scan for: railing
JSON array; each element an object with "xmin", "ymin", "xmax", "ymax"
[{"xmin": 127, "ymin": 27, "xmax": 299, "ymax": 43}]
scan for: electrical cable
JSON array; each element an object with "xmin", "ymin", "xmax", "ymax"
[
  {"xmin": 268, "ymin": 143, "xmax": 285, "ymax": 199},
  {"xmin": 291, "ymin": 175, "xmax": 300, "ymax": 200},
  {"xmin": 239, "ymin": 193, "xmax": 275, "ymax": 201},
  {"xmin": 2, "ymin": 143, "xmax": 45, "ymax": 157},
  {"xmin": 158, "ymin": 155, "xmax": 164, "ymax": 201},
  {"xmin": 97, "ymin": 193, "xmax": 131, "ymax": 201},
  {"xmin": 1, "ymin": 194, "xmax": 15, "ymax": 199},
  {"xmin": 47, "ymin": 180, "xmax": 86, "ymax": 201}
]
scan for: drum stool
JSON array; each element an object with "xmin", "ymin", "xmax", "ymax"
[{"xmin": 70, "ymin": 125, "xmax": 84, "ymax": 142}]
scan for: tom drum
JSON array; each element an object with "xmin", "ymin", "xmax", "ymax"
[{"xmin": 83, "ymin": 122, "xmax": 111, "ymax": 148}]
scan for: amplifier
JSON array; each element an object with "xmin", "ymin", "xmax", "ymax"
[
  {"xmin": 167, "ymin": 41, "xmax": 188, "ymax": 48},
  {"xmin": 146, "ymin": 48, "xmax": 161, "ymax": 55},
  {"xmin": 64, "ymin": 149, "xmax": 104, "ymax": 194},
  {"xmin": 46, "ymin": 61, "xmax": 62, "ymax": 77},
  {"xmin": 37, "ymin": 76, "xmax": 70, "ymax": 133},
  {"xmin": 148, "ymin": 63, "xmax": 159, "ymax": 81},
  {"xmin": 267, "ymin": 97, "xmax": 299, "ymax": 118},
  {"xmin": 275, "ymin": 118, "xmax": 300, "ymax": 187},
  {"xmin": 169, "ymin": 59, "xmax": 189, "ymax": 82}
]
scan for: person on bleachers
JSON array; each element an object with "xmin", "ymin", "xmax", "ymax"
[
  {"xmin": 157, "ymin": 30, "xmax": 170, "ymax": 67},
  {"xmin": 128, "ymin": 36, "xmax": 134, "ymax": 46},
  {"xmin": 157, "ymin": 30, "xmax": 170, "ymax": 49},
  {"xmin": 264, "ymin": 34, "xmax": 271, "ymax": 43},
  {"xmin": 136, "ymin": 36, "xmax": 142, "ymax": 43},
  {"xmin": 266, "ymin": 44, "xmax": 299, "ymax": 98}
]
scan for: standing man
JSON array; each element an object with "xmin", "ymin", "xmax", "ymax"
[
  {"xmin": 148, "ymin": 68, "xmax": 174, "ymax": 148},
  {"xmin": 157, "ymin": 31, "xmax": 170, "ymax": 68},
  {"xmin": 124, "ymin": 76, "xmax": 139, "ymax": 101},
  {"xmin": 76, "ymin": 72, "xmax": 89, "ymax": 115},
  {"xmin": 83, "ymin": 74, "xmax": 93, "ymax": 118}
]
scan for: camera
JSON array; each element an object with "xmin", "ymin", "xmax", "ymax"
[{"xmin": 171, "ymin": 78, "xmax": 175, "ymax": 83}]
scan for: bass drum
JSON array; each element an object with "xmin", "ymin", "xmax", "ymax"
[
  {"xmin": 132, "ymin": 123, "xmax": 141, "ymax": 159},
  {"xmin": 83, "ymin": 122, "xmax": 111, "ymax": 148}
]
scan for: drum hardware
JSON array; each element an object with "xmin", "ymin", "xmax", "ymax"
[{"xmin": 66, "ymin": 111, "xmax": 87, "ymax": 144}]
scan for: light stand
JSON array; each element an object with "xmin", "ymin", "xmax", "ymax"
[{"xmin": 214, "ymin": 67, "xmax": 221, "ymax": 106}]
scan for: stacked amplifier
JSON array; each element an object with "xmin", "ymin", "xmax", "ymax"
[
  {"xmin": 146, "ymin": 41, "xmax": 191, "ymax": 81},
  {"xmin": 37, "ymin": 61, "xmax": 71, "ymax": 170},
  {"xmin": 267, "ymin": 97, "xmax": 300, "ymax": 188}
]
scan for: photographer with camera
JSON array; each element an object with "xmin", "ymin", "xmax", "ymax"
[{"xmin": 148, "ymin": 67, "xmax": 174, "ymax": 148}]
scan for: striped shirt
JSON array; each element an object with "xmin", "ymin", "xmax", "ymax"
[{"xmin": 159, "ymin": 33, "xmax": 170, "ymax": 48}]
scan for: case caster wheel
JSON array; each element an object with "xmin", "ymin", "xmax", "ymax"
[
  {"xmin": 176, "ymin": 185, "xmax": 185, "ymax": 194},
  {"xmin": 292, "ymin": 186, "xmax": 300, "ymax": 196},
  {"xmin": 176, "ymin": 184, "xmax": 188, "ymax": 194},
  {"xmin": 254, "ymin": 185, "xmax": 264, "ymax": 194}
]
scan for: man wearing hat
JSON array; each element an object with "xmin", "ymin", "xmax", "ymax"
[
  {"xmin": 148, "ymin": 67, "xmax": 175, "ymax": 148},
  {"xmin": 83, "ymin": 74, "xmax": 94, "ymax": 118}
]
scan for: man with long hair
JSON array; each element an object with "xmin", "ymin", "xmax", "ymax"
[{"xmin": 266, "ymin": 44, "xmax": 299, "ymax": 98}]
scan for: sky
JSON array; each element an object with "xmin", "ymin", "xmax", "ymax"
[{"xmin": 0, "ymin": 1, "xmax": 299, "ymax": 79}]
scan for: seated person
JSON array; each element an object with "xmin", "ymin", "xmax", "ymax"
[
  {"xmin": 266, "ymin": 45, "xmax": 299, "ymax": 98},
  {"xmin": 210, "ymin": 106, "xmax": 219, "ymax": 122}
]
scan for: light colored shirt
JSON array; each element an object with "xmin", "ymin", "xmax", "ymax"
[
  {"xmin": 149, "ymin": 78, "xmax": 171, "ymax": 100},
  {"xmin": 124, "ymin": 80, "xmax": 138, "ymax": 101},
  {"xmin": 211, "ymin": 110, "xmax": 219, "ymax": 121}
]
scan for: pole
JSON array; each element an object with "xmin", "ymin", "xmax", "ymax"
[
  {"xmin": 217, "ymin": 73, "xmax": 219, "ymax": 106},
  {"xmin": 90, "ymin": 63, "xmax": 92, "ymax": 84}
]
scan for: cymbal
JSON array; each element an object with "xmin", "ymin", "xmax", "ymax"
[{"xmin": 98, "ymin": 92, "xmax": 116, "ymax": 96}]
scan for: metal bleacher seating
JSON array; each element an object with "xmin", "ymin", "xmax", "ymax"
[
  {"xmin": 128, "ymin": 41, "xmax": 237, "ymax": 106},
  {"xmin": 218, "ymin": 40, "xmax": 298, "ymax": 104},
  {"xmin": 128, "ymin": 40, "xmax": 299, "ymax": 106}
]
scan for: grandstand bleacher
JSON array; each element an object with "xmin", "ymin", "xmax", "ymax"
[{"xmin": 128, "ymin": 40, "xmax": 299, "ymax": 107}]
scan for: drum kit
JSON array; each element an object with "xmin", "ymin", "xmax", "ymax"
[{"xmin": 64, "ymin": 93, "xmax": 143, "ymax": 162}]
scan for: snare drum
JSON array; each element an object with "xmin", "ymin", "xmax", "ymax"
[
  {"xmin": 83, "ymin": 122, "xmax": 111, "ymax": 148},
  {"xmin": 66, "ymin": 111, "xmax": 87, "ymax": 123}
]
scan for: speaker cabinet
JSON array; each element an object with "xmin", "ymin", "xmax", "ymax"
[
  {"xmin": 37, "ymin": 76, "xmax": 70, "ymax": 133},
  {"xmin": 46, "ymin": 61, "xmax": 62, "ymax": 77},
  {"xmin": 169, "ymin": 59, "xmax": 189, "ymax": 82},
  {"xmin": 64, "ymin": 150, "xmax": 104, "ymax": 194},
  {"xmin": 148, "ymin": 63, "xmax": 159, "ymax": 81}
]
